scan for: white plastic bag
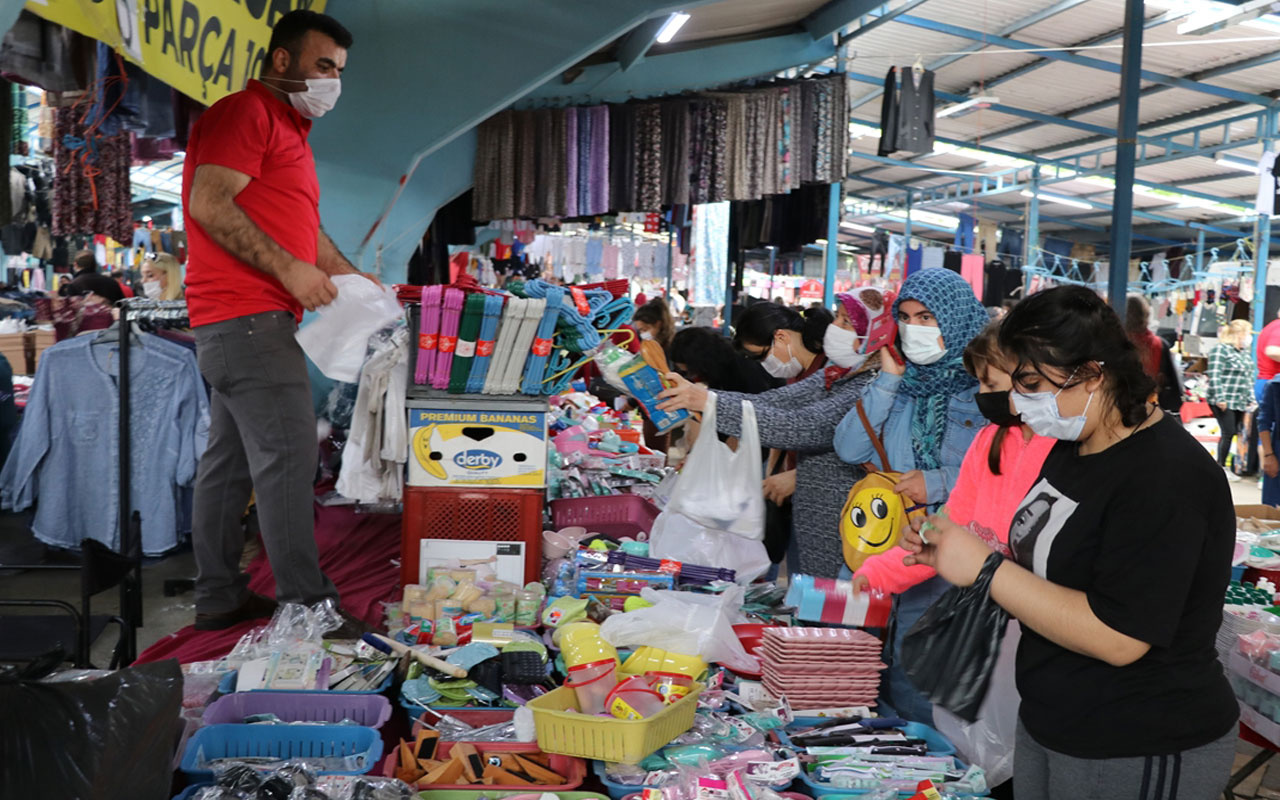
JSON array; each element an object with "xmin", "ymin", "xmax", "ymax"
[
  {"xmin": 296, "ymin": 274, "xmax": 403, "ymax": 383},
  {"xmin": 649, "ymin": 508, "xmax": 771, "ymax": 584},
  {"xmin": 599, "ymin": 586, "xmax": 759, "ymax": 673},
  {"xmin": 666, "ymin": 393, "xmax": 764, "ymax": 540},
  {"xmin": 931, "ymin": 619, "xmax": 1021, "ymax": 788}
]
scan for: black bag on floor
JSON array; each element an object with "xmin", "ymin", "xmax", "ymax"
[
  {"xmin": 0, "ymin": 657, "xmax": 182, "ymax": 800},
  {"xmin": 900, "ymin": 553, "xmax": 1009, "ymax": 722}
]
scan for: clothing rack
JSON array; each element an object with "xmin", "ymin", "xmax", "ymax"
[{"xmin": 114, "ymin": 299, "xmax": 189, "ymax": 599}]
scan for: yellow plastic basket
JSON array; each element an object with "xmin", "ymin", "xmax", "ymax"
[{"xmin": 526, "ymin": 683, "xmax": 704, "ymax": 764}]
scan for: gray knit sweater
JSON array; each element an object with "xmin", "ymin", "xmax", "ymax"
[{"xmin": 712, "ymin": 368, "xmax": 877, "ymax": 578}]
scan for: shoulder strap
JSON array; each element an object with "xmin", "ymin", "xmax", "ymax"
[{"xmin": 855, "ymin": 399, "xmax": 892, "ymax": 473}]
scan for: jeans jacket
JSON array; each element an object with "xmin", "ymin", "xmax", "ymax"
[{"xmin": 832, "ymin": 371, "xmax": 985, "ymax": 506}]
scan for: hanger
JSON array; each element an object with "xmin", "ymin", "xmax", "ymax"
[{"xmin": 912, "ymin": 55, "xmax": 925, "ymax": 75}]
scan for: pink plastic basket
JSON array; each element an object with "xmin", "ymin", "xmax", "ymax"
[{"xmin": 549, "ymin": 495, "xmax": 659, "ymax": 538}]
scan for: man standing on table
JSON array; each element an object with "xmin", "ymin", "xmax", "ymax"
[{"xmin": 182, "ymin": 10, "xmax": 371, "ymax": 637}]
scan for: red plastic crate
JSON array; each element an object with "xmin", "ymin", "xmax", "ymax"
[{"xmin": 401, "ymin": 486, "xmax": 544, "ymax": 587}]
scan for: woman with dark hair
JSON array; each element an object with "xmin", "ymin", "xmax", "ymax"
[
  {"xmin": 632, "ymin": 297, "xmax": 675, "ymax": 349},
  {"xmin": 667, "ymin": 327, "xmax": 772, "ymax": 396},
  {"xmin": 657, "ymin": 293, "xmax": 882, "ymax": 576},
  {"xmin": 902, "ymin": 285, "xmax": 1237, "ymax": 799},
  {"xmin": 733, "ymin": 302, "xmax": 832, "ymax": 382}
]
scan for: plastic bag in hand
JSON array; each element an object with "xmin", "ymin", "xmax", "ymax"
[
  {"xmin": 599, "ymin": 586, "xmax": 759, "ymax": 673},
  {"xmin": 901, "ymin": 553, "xmax": 1009, "ymax": 722},
  {"xmin": 296, "ymin": 274, "xmax": 403, "ymax": 383},
  {"xmin": 665, "ymin": 393, "xmax": 764, "ymax": 539},
  {"xmin": 932, "ymin": 619, "xmax": 1021, "ymax": 787}
]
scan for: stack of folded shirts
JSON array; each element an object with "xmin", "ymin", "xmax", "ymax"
[{"xmin": 761, "ymin": 627, "xmax": 886, "ymax": 707}]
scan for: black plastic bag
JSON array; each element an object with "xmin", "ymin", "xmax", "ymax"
[
  {"xmin": 0, "ymin": 658, "xmax": 182, "ymax": 799},
  {"xmin": 901, "ymin": 553, "xmax": 1009, "ymax": 722}
]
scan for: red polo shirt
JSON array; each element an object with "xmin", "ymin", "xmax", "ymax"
[
  {"xmin": 1260, "ymin": 319, "xmax": 1280, "ymax": 380},
  {"xmin": 182, "ymin": 79, "xmax": 318, "ymax": 327}
]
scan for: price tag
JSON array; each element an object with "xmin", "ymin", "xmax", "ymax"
[{"xmin": 455, "ymin": 340, "xmax": 477, "ymax": 358}]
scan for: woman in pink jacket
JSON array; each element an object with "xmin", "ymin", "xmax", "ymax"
[{"xmin": 852, "ymin": 322, "xmax": 1055, "ymax": 597}]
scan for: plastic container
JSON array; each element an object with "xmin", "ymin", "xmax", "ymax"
[
  {"xmin": 379, "ymin": 741, "xmax": 586, "ymax": 792},
  {"xmin": 561, "ymin": 623, "xmax": 619, "ymax": 669},
  {"xmin": 604, "ymin": 676, "xmax": 665, "ymax": 720},
  {"xmin": 526, "ymin": 682, "xmax": 704, "ymax": 764},
  {"xmin": 549, "ymin": 496, "xmax": 660, "ymax": 538},
  {"xmin": 217, "ymin": 669, "xmax": 392, "ymax": 696},
  {"xmin": 566, "ymin": 659, "xmax": 617, "ymax": 715},
  {"xmin": 647, "ymin": 671, "xmax": 694, "ymax": 704},
  {"xmin": 777, "ymin": 721, "xmax": 955, "ymax": 756},
  {"xmin": 619, "ymin": 647, "xmax": 706, "ymax": 680},
  {"xmin": 179, "ymin": 724, "xmax": 383, "ymax": 780},
  {"xmin": 516, "ymin": 589, "xmax": 543, "ymax": 626},
  {"xmin": 203, "ymin": 691, "xmax": 392, "ymax": 728}
]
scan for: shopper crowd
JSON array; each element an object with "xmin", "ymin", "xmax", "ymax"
[{"xmin": 649, "ymin": 275, "xmax": 1244, "ymax": 798}]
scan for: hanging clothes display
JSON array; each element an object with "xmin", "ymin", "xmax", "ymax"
[
  {"xmin": 470, "ymin": 74, "xmax": 849, "ymax": 219},
  {"xmin": 878, "ymin": 66, "xmax": 936, "ymax": 156},
  {"xmin": 692, "ymin": 202, "xmax": 730, "ymax": 305},
  {"xmin": 0, "ymin": 333, "xmax": 208, "ymax": 555}
]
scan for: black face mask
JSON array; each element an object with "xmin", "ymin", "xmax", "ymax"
[{"xmin": 976, "ymin": 390, "xmax": 1021, "ymax": 427}]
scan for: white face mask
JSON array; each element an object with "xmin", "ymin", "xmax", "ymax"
[
  {"xmin": 1012, "ymin": 367, "xmax": 1096, "ymax": 441},
  {"xmin": 638, "ymin": 330, "xmax": 654, "ymax": 342},
  {"xmin": 823, "ymin": 324, "xmax": 866, "ymax": 370},
  {"xmin": 899, "ymin": 322, "xmax": 947, "ymax": 365},
  {"xmin": 761, "ymin": 337, "xmax": 803, "ymax": 379},
  {"xmin": 265, "ymin": 76, "xmax": 341, "ymax": 118},
  {"xmin": 142, "ymin": 280, "xmax": 163, "ymax": 300}
]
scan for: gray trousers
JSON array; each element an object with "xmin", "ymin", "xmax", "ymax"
[
  {"xmin": 192, "ymin": 311, "xmax": 338, "ymax": 613},
  {"xmin": 1014, "ymin": 720, "xmax": 1236, "ymax": 800}
]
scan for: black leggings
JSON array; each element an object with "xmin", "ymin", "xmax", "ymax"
[{"xmin": 1211, "ymin": 405, "xmax": 1244, "ymax": 467}]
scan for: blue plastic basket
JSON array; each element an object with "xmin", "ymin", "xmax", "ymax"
[
  {"xmin": 802, "ymin": 755, "xmax": 973, "ymax": 797},
  {"xmin": 179, "ymin": 724, "xmax": 383, "ymax": 780},
  {"xmin": 591, "ymin": 758, "xmax": 793, "ymax": 800},
  {"xmin": 217, "ymin": 669, "xmax": 392, "ymax": 695},
  {"xmin": 778, "ymin": 721, "xmax": 954, "ymax": 757}
]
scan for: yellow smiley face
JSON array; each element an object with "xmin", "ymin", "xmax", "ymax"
[{"xmin": 839, "ymin": 473, "xmax": 926, "ymax": 573}]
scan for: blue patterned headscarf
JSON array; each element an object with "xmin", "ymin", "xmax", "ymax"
[{"xmin": 893, "ymin": 269, "xmax": 989, "ymax": 470}]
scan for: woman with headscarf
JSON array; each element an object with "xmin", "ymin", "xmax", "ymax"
[{"xmin": 833, "ymin": 268, "xmax": 989, "ymax": 723}]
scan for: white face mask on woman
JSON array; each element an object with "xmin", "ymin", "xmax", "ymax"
[
  {"xmin": 761, "ymin": 336, "xmax": 803, "ymax": 379},
  {"xmin": 142, "ymin": 280, "xmax": 163, "ymax": 300},
  {"xmin": 1011, "ymin": 366, "xmax": 1097, "ymax": 441},
  {"xmin": 899, "ymin": 322, "xmax": 947, "ymax": 365},
  {"xmin": 823, "ymin": 324, "xmax": 867, "ymax": 370}
]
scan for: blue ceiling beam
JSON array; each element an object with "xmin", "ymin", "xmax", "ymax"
[
  {"xmin": 521, "ymin": 31, "xmax": 835, "ymax": 104},
  {"xmin": 838, "ymin": 0, "xmax": 934, "ymax": 43},
  {"xmin": 979, "ymin": 7, "xmax": 1188, "ymax": 92},
  {"xmin": 804, "ymin": 0, "xmax": 888, "ymax": 39},
  {"xmin": 847, "ymin": 0, "xmax": 1090, "ymax": 112},
  {"xmin": 616, "ymin": 16, "xmax": 669, "ymax": 71},
  {"xmin": 978, "ymin": 50, "xmax": 1280, "ymax": 149},
  {"xmin": 893, "ymin": 15, "xmax": 1273, "ymax": 107}
]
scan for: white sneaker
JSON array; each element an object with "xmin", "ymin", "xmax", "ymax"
[{"xmin": 1224, "ymin": 467, "xmax": 1242, "ymax": 482}]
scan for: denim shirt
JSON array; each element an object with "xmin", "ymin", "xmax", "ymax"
[
  {"xmin": 833, "ymin": 371, "xmax": 985, "ymax": 506},
  {"xmin": 0, "ymin": 334, "xmax": 208, "ymax": 555}
]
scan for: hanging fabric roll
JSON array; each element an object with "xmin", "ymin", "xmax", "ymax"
[
  {"xmin": 414, "ymin": 285, "xmax": 442, "ymax": 385},
  {"xmin": 466, "ymin": 293, "xmax": 506, "ymax": 394},
  {"xmin": 633, "ymin": 102, "xmax": 664, "ymax": 211},
  {"xmin": 448, "ymin": 292, "xmax": 486, "ymax": 394}
]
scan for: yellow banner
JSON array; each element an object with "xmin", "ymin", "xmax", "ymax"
[{"xmin": 25, "ymin": 0, "xmax": 329, "ymax": 106}]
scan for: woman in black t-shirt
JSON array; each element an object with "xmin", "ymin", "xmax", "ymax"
[{"xmin": 902, "ymin": 287, "xmax": 1237, "ymax": 799}]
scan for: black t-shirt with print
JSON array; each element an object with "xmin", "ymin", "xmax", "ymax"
[{"xmin": 1010, "ymin": 414, "xmax": 1238, "ymax": 758}]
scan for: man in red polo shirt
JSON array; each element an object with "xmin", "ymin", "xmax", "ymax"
[{"xmin": 183, "ymin": 10, "xmax": 370, "ymax": 636}]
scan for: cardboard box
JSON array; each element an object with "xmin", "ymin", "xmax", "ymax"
[
  {"xmin": 0, "ymin": 333, "xmax": 25, "ymax": 375},
  {"xmin": 408, "ymin": 405, "xmax": 547, "ymax": 488},
  {"xmin": 1238, "ymin": 505, "xmax": 1280, "ymax": 525}
]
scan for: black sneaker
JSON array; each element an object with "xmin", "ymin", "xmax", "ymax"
[{"xmin": 194, "ymin": 593, "xmax": 278, "ymax": 631}]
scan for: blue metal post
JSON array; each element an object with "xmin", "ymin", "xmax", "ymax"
[
  {"xmin": 1108, "ymin": 0, "xmax": 1145, "ymax": 312},
  {"xmin": 767, "ymin": 246, "xmax": 777, "ymax": 301},
  {"xmin": 1025, "ymin": 166, "xmax": 1040, "ymax": 295},
  {"xmin": 824, "ymin": 181, "xmax": 841, "ymax": 308},
  {"xmin": 903, "ymin": 191, "xmax": 913, "ymax": 248},
  {"xmin": 1255, "ymin": 107, "xmax": 1278, "ymax": 339},
  {"xmin": 665, "ymin": 227, "xmax": 674, "ymax": 300},
  {"xmin": 1195, "ymin": 230, "xmax": 1205, "ymax": 275}
]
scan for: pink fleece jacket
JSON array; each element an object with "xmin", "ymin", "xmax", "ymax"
[{"xmin": 854, "ymin": 424, "xmax": 1057, "ymax": 594}]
